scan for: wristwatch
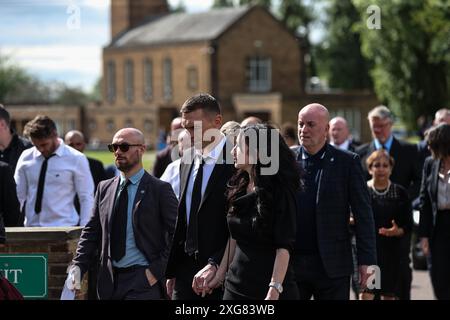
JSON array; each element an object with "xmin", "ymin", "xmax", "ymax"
[{"xmin": 268, "ymin": 281, "xmax": 283, "ymax": 294}]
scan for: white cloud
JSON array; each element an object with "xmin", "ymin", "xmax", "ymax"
[
  {"xmin": 79, "ymin": 0, "xmax": 110, "ymax": 9},
  {"xmin": 2, "ymin": 45, "xmax": 102, "ymax": 90}
]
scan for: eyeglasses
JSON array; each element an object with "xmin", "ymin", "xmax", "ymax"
[
  {"xmin": 372, "ymin": 163, "xmax": 390, "ymax": 168},
  {"xmin": 107, "ymin": 143, "xmax": 142, "ymax": 152}
]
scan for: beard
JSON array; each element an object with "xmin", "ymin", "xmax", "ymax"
[{"xmin": 115, "ymin": 157, "xmax": 138, "ymax": 173}]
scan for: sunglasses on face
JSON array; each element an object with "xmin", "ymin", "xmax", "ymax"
[{"xmin": 108, "ymin": 143, "xmax": 142, "ymax": 152}]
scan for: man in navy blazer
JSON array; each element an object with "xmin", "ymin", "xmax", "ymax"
[
  {"xmin": 291, "ymin": 103, "xmax": 377, "ymax": 300},
  {"xmin": 67, "ymin": 128, "xmax": 178, "ymax": 300}
]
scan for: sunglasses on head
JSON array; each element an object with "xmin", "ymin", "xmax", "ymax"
[{"xmin": 108, "ymin": 143, "xmax": 142, "ymax": 152}]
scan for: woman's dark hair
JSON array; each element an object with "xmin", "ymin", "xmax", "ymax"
[
  {"xmin": 226, "ymin": 124, "xmax": 301, "ymax": 231},
  {"xmin": 426, "ymin": 123, "xmax": 450, "ymax": 159}
]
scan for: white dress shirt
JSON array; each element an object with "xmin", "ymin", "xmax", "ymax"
[
  {"xmin": 185, "ymin": 135, "xmax": 226, "ymax": 224},
  {"xmin": 160, "ymin": 158, "xmax": 182, "ymax": 199},
  {"xmin": 14, "ymin": 139, "xmax": 94, "ymax": 227},
  {"xmin": 330, "ymin": 139, "xmax": 350, "ymax": 151}
]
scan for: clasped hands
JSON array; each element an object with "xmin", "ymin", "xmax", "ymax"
[{"xmin": 192, "ymin": 263, "xmax": 224, "ymax": 297}]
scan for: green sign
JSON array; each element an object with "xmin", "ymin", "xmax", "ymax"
[{"xmin": 0, "ymin": 254, "xmax": 48, "ymax": 299}]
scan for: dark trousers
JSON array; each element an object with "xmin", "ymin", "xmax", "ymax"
[
  {"xmin": 430, "ymin": 211, "xmax": 450, "ymax": 300},
  {"xmin": 111, "ymin": 265, "xmax": 163, "ymax": 300},
  {"xmin": 172, "ymin": 253, "xmax": 223, "ymax": 300},
  {"xmin": 395, "ymin": 232, "xmax": 412, "ymax": 300},
  {"xmin": 291, "ymin": 254, "xmax": 350, "ymax": 300}
]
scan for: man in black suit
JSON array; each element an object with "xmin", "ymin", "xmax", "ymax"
[
  {"xmin": 356, "ymin": 105, "xmax": 421, "ymax": 300},
  {"xmin": 152, "ymin": 117, "xmax": 183, "ymax": 178},
  {"xmin": 67, "ymin": 128, "xmax": 178, "ymax": 300},
  {"xmin": 165, "ymin": 93, "xmax": 234, "ymax": 300},
  {"xmin": 329, "ymin": 116, "xmax": 360, "ymax": 152},
  {"xmin": 0, "ymin": 104, "xmax": 32, "ymax": 172},
  {"xmin": 356, "ymin": 106, "xmax": 421, "ymax": 198},
  {"xmin": 417, "ymin": 108, "xmax": 450, "ymax": 174},
  {"xmin": 64, "ymin": 130, "xmax": 108, "ymax": 300},
  {"xmin": 65, "ymin": 130, "xmax": 107, "ymax": 191},
  {"xmin": 291, "ymin": 103, "xmax": 377, "ymax": 300},
  {"xmin": 1, "ymin": 161, "xmax": 21, "ymax": 244}
]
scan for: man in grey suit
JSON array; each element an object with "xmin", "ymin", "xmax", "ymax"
[
  {"xmin": 291, "ymin": 103, "xmax": 377, "ymax": 300},
  {"xmin": 66, "ymin": 128, "xmax": 178, "ymax": 300}
]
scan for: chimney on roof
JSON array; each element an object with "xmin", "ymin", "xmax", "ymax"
[{"xmin": 111, "ymin": 0, "xmax": 169, "ymax": 40}]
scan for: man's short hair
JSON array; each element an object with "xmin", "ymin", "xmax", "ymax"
[
  {"xmin": 368, "ymin": 105, "xmax": 394, "ymax": 123},
  {"xmin": 23, "ymin": 115, "xmax": 57, "ymax": 139},
  {"xmin": 180, "ymin": 93, "xmax": 221, "ymax": 116},
  {"xmin": 435, "ymin": 108, "xmax": 450, "ymax": 120},
  {"xmin": 0, "ymin": 104, "xmax": 11, "ymax": 126}
]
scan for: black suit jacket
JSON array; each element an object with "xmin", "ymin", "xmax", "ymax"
[
  {"xmin": 152, "ymin": 146, "xmax": 173, "ymax": 178},
  {"xmin": 292, "ymin": 144, "xmax": 377, "ymax": 278},
  {"xmin": 165, "ymin": 145, "xmax": 235, "ymax": 278},
  {"xmin": 87, "ymin": 157, "xmax": 107, "ymax": 190},
  {"xmin": 356, "ymin": 137, "xmax": 421, "ymax": 200},
  {"xmin": 418, "ymin": 157, "xmax": 442, "ymax": 240},
  {"xmin": 0, "ymin": 161, "xmax": 21, "ymax": 243},
  {"xmin": 72, "ymin": 171, "xmax": 178, "ymax": 299}
]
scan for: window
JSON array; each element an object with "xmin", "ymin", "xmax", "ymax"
[
  {"xmin": 124, "ymin": 118, "xmax": 133, "ymax": 128},
  {"xmin": 144, "ymin": 119, "xmax": 153, "ymax": 133},
  {"xmin": 67, "ymin": 119, "xmax": 76, "ymax": 131},
  {"xmin": 106, "ymin": 119, "xmax": 115, "ymax": 132},
  {"xmin": 163, "ymin": 58, "xmax": 172, "ymax": 100},
  {"xmin": 329, "ymin": 109, "xmax": 362, "ymax": 142},
  {"xmin": 187, "ymin": 66, "xmax": 198, "ymax": 91},
  {"xmin": 143, "ymin": 58, "xmax": 153, "ymax": 101},
  {"xmin": 247, "ymin": 57, "xmax": 271, "ymax": 92},
  {"xmin": 88, "ymin": 119, "xmax": 97, "ymax": 131},
  {"xmin": 124, "ymin": 59, "xmax": 134, "ymax": 103},
  {"xmin": 106, "ymin": 61, "xmax": 116, "ymax": 102}
]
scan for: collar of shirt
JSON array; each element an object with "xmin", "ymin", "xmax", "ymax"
[
  {"xmin": 194, "ymin": 134, "xmax": 226, "ymax": 164},
  {"xmin": 301, "ymin": 144, "xmax": 327, "ymax": 161},
  {"xmin": 32, "ymin": 138, "xmax": 65, "ymax": 158},
  {"xmin": 330, "ymin": 139, "xmax": 350, "ymax": 151},
  {"xmin": 374, "ymin": 135, "xmax": 394, "ymax": 151},
  {"xmin": 120, "ymin": 168, "xmax": 145, "ymax": 186}
]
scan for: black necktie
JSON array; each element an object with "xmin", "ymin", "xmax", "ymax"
[
  {"xmin": 35, "ymin": 154, "xmax": 56, "ymax": 214},
  {"xmin": 111, "ymin": 180, "xmax": 131, "ymax": 261},
  {"xmin": 185, "ymin": 158, "xmax": 204, "ymax": 255}
]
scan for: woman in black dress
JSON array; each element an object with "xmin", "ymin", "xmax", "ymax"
[
  {"xmin": 419, "ymin": 124, "xmax": 450, "ymax": 300},
  {"xmin": 362, "ymin": 149, "xmax": 412, "ymax": 300},
  {"xmin": 205, "ymin": 124, "xmax": 301, "ymax": 300}
]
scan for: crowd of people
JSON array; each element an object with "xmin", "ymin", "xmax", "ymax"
[{"xmin": 0, "ymin": 99, "xmax": 449, "ymax": 300}]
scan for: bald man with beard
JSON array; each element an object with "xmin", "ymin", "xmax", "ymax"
[
  {"xmin": 290, "ymin": 103, "xmax": 377, "ymax": 300},
  {"xmin": 67, "ymin": 128, "xmax": 178, "ymax": 300}
]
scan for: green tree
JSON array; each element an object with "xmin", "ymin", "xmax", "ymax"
[
  {"xmin": 213, "ymin": 0, "xmax": 234, "ymax": 8},
  {"xmin": 278, "ymin": 0, "xmax": 317, "ymax": 78},
  {"xmin": 89, "ymin": 77, "xmax": 102, "ymax": 103},
  {"xmin": 317, "ymin": 0, "xmax": 372, "ymax": 89},
  {"xmin": 0, "ymin": 54, "xmax": 29, "ymax": 102},
  {"xmin": 53, "ymin": 83, "xmax": 89, "ymax": 106},
  {"xmin": 239, "ymin": 0, "xmax": 271, "ymax": 9},
  {"xmin": 353, "ymin": 0, "xmax": 449, "ymax": 130},
  {"xmin": 170, "ymin": 0, "xmax": 186, "ymax": 13}
]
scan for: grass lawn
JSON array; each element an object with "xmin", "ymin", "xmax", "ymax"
[{"xmin": 85, "ymin": 150, "xmax": 156, "ymax": 171}]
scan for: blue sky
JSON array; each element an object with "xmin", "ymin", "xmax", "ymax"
[
  {"xmin": 0, "ymin": 0, "xmax": 213, "ymax": 91},
  {"xmin": 1, "ymin": 0, "xmax": 321, "ymax": 92}
]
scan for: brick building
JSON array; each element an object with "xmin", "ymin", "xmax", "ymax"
[{"xmin": 86, "ymin": 0, "xmax": 378, "ymax": 146}]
